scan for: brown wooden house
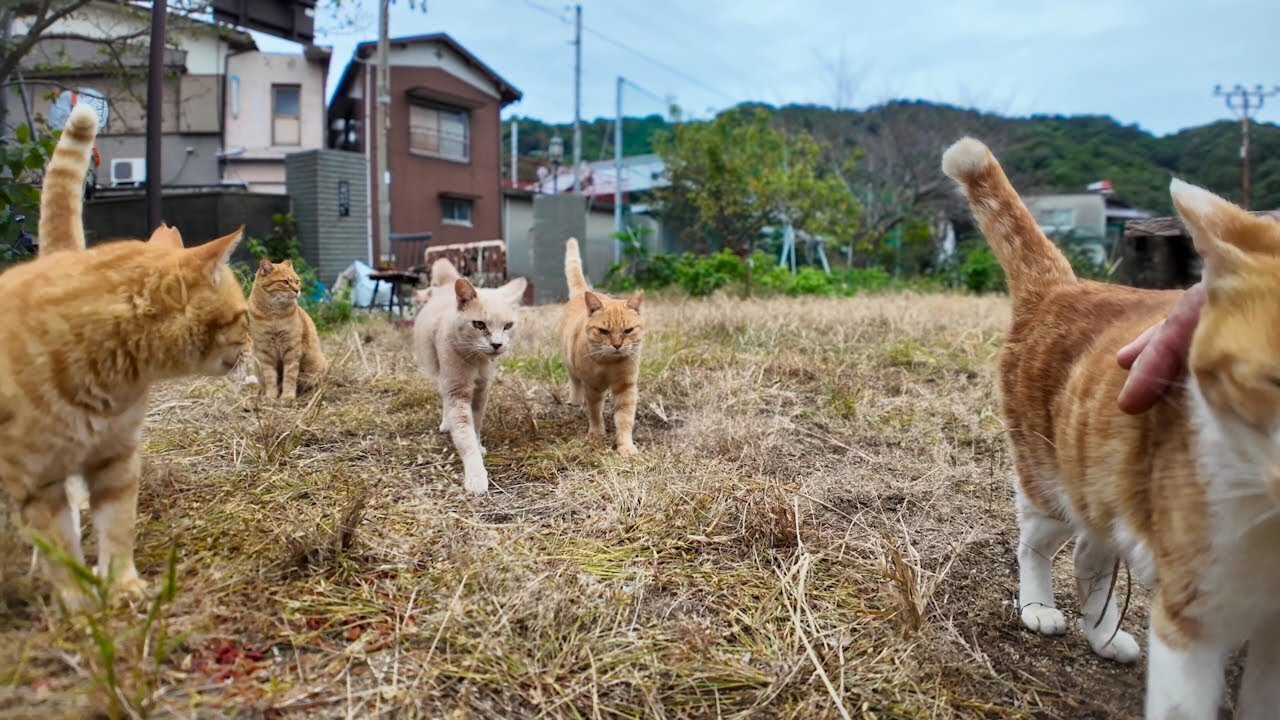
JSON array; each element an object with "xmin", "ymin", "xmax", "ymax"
[{"xmin": 326, "ymin": 33, "xmax": 521, "ymax": 268}]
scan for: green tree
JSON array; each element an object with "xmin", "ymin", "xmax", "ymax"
[{"xmin": 653, "ymin": 107, "xmax": 860, "ymax": 295}]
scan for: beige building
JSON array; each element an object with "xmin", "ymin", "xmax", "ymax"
[
  {"xmin": 10, "ymin": 1, "xmax": 329, "ymax": 195},
  {"xmin": 222, "ymin": 49, "xmax": 331, "ymax": 194}
]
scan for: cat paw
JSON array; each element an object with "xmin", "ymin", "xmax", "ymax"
[
  {"xmin": 1080, "ymin": 621, "xmax": 1141, "ymax": 663},
  {"xmin": 478, "ymin": 444, "xmax": 487, "ymax": 457},
  {"xmin": 438, "ymin": 421, "xmax": 450, "ymax": 434},
  {"xmin": 616, "ymin": 442, "xmax": 639, "ymax": 457},
  {"xmin": 587, "ymin": 427, "xmax": 607, "ymax": 439},
  {"xmin": 113, "ymin": 572, "xmax": 148, "ymax": 601},
  {"xmin": 463, "ymin": 468, "xmax": 489, "ymax": 495},
  {"xmin": 58, "ymin": 587, "xmax": 93, "ymax": 614},
  {"xmin": 1020, "ymin": 605, "xmax": 1067, "ymax": 635}
]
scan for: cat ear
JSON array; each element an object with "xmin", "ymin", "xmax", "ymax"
[
  {"xmin": 626, "ymin": 290, "xmax": 643, "ymax": 313},
  {"xmin": 148, "ymin": 223, "xmax": 183, "ymax": 249},
  {"xmin": 281, "ymin": 258, "xmax": 294, "ymax": 267},
  {"xmin": 258, "ymin": 256, "xmax": 274, "ymax": 274},
  {"xmin": 500, "ymin": 277, "xmax": 527, "ymax": 305},
  {"xmin": 454, "ymin": 278, "xmax": 478, "ymax": 308},
  {"xmin": 583, "ymin": 291, "xmax": 603, "ymax": 314},
  {"xmin": 1171, "ymin": 178, "xmax": 1251, "ymax": 283},
  {"xmin": 191, "ymin": 226, "xmax": 244, "ymax": 285}
]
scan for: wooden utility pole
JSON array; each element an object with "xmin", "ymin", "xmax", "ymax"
[
  {"xmin": 1214, "ymin": 84, "xmax": 1279, "ymax": 210},
  {"xmin": 373, "ymin": 0, "xmax": 391, "ymax": 264}
]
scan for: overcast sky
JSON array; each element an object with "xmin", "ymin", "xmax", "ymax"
[{"xmin": 254, "ymin": 0, "xmax": 1280, "ymax": 136}]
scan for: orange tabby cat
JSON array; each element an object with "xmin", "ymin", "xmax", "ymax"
[
  {"xmin": 559, "ymin": 238, "xmax": 644, "ymax": 456},
  {"xmin": 0, "ymin": 219, "xmax": 248, "ymax": 612},
  {"xmin": 944, "ymin": 137, "xmax": 1280, "ymax": 718},
  {"xmin": 248, "ymin": 257, "xmax": 328, "ymax": 403}
]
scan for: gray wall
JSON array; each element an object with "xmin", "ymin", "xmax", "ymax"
[
  {"xmin": 287, "ymin": 149, "xmax": 370, "ymax": 287},
  {"xmin": 94, "ymin": 134, "xmax": 223, "ymax": 188},
  {"xmin": 527, "ymin": 194, "xmax": 588, "ymax": 304}
]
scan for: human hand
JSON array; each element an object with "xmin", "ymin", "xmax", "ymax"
[
  {"xmin": 1116, "ymin": 282, "xmax": 1206, "ymax": 415},
  {"xmin": 1116, "ymin": 212, "xmax": 1280, "ymax": 414}
]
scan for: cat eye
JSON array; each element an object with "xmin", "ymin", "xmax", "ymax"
[
  {"xmin": 1267, "ymin": 375, "xmax": 1280, "ymax": 391},
  {"xmin": 503, "ymin": 322, "xmax": 514, "ymax": 330},
  {"xmin": 623, "ymin": 327, "xmax": 635, "ymax": 334},
  {"xmin": 472, "ymin": 321, "xmax": 487, "ymax": 331}
]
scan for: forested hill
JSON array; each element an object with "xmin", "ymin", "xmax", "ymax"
[{"xmin": 503, "ymin": 101, "xmax": 1280, "ymax": 215}]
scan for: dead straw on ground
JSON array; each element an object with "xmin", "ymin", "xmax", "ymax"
[{"xmin": 0, "ymin": 292, "xmax": 1150, "ymax": 719}]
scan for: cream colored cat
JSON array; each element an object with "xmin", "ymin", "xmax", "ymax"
[
  {"xmin": 944, "ymin": 136, "xmax": 1280, "ymax": 718},
  {"xmin": 412, "ymin": 258, "xmax": 527, "ymax": 495},
  {"xmin": 1, "ymin": 104, "xmax": 250, "ymax": 610},
  {"xmin": 559, "ymin": 238, "xmax": 644, "ymax": 456}
]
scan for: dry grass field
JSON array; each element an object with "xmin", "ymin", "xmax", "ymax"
[{"xmin": 0, "ymin": 292, "xmax": 1155, "ymax": 719}]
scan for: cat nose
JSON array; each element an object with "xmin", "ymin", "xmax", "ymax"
[
  {"xmin": 612, "ymin": 342, "xmax": 623, "ymax": 349},
  {"xmin": 491, "ymin": 341, "xmax": 504, "ymax": 350}
]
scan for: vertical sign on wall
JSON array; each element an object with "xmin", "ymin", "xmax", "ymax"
[{"xmin": 338, "ymin": 180, "xmax": 351, "ymax": 217}]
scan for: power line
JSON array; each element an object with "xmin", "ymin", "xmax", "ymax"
[{"xmin": 521, "ymin": 0, "xmax": 734, "ymax": 103}]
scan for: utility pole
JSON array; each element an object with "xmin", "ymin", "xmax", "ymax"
[
  {"xmin": 613, "ymin": 76, "xmax": 623, "ymax": 248},
  {"xmin": 1214, "ymin": 83, "xmax": 1279, "ymax": 210},
  {"xmin": 374, "ymin": 0, "xmax": 391, "ymax": 264},
  {"xmin": 146, "ymin": 0, "xmax": 166, "ymax": 232},
  {"xmin": 571, "ymin": 3, "xmax": 581, "ymax": 194}
]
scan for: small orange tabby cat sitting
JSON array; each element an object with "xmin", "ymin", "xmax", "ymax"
[
  {"xmin": 1, "ymin": 103, "xmax": 250, "ymax": 611},
  {"xmin": 560, "ymin": 238, "xmax": 643, "ymax": 456},
  {"xmin": 944, "ymin": 137, "xmax": 1280, "ymax": 718},
  {"xmin": 248, "ymin": 257, "xmax": 328, "ymax": 403}
]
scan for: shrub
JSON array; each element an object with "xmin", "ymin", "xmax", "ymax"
[{"xmin": 957, "ymin": 243, "xmax": 1005, "ymax": 294}]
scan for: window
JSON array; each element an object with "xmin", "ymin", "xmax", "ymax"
[
  {"xmin": 272, "ymin": 85, "xmax": 301, "ymax": 146},
  {"xmin": 409, "ymin": 103, "xmax": 469, "ymax": 162},
  {"xmin": 442, "ymin": 198, "xmax": 473, "ymax": 226}
]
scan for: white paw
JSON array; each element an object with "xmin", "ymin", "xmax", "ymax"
[
  {"xmin": 463, "ymin": 467, "xmax": 489, "ymax": 495},
  {"xmin": 1021, "ymin": 605, "xmax": 1068, "ymax": 635},
  {"xmin": 1080, "ymin": 621, "xmax": 1141, "ymax": 663},
  {"xmin": 438, "ymin": 421, "xmax": 450, "ymax": 434},
  {"xmin": 478, "ymin": 443, "xmax": 487, "ymax": 457}
]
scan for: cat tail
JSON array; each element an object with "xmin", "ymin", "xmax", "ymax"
[
  {"xmin": 942, "ymin": 137, "xmax": 1075, "ymax": 302},
  {"xmin": 38, "ymin": 102, "xmax": 99, "ymax": 256},
  {"xmin": 564, "ymin": 237, "xmax": 590, "ymax": 296},
  {"xmin": 429, "ymin": 257, "xmax": 459, "ymax": 287}
]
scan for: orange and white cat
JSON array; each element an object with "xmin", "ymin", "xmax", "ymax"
[
  {"xmin": 944, "ymin": 137, "xmax": 1280, "ymax": 718},
  {"xmin": 249, "ymin": 257, "xmax": 328, "ymax": 403},
  {"xmin": 1, "ymin": 102, "xmax": 251, "ymax": 610},
  {"xmin": 412, "ymin": 258, "xmax": 527, "ymax": 495},
  {"xmin": 559, "ymin": 238, "xmax": 644, "ymax": 456}
]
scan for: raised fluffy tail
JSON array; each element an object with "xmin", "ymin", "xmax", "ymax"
[
  {"xmin": 564, "ymin": 237, "xmax": 589, "ymax": 296},
  {"xmin": 941, "ymin": 137, "xmax": 1074, "ymax": 301},
  {"xmin": 430, "ymin": 257, "xmax": 459, "ymax": 287},
  {"xmin": 39, "ymin": 103, "xmax": 99, "ymax": 256}
]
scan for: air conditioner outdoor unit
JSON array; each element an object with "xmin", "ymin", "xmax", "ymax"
[{"xmin": 110, "ymin": 158, "xmax": 145, "ymax": 187}]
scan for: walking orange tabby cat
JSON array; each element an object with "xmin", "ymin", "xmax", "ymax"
[
  {"xmin": 0, "ymin": 103, "xmax": 251, "ymax": 611},
  {"xmin": 249, "ymin": 257, "xmax": 328, "ymax": 403},
  {"xmin": 559, "ymin": 238, "xmax": 644, "ymax": 456},
  {"xmin": 943, "ymin": 136, "xmax": 1280, "ymax": 718}
]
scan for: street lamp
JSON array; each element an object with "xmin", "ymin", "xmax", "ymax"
[{"xmin": 548, "ymin": 134, "xmax": 564, "ymax": 194}]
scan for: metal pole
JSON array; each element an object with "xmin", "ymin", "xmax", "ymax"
[
  {"xmin": 374, "ymin": 0, "xmax": 391, "ymax": 265},
  {"xmin": 510, "ymin": 119, "xmax": 518, "ymax": 187},
  {"xmin": 571, "ymin": 3, "xmax": 581, "ymax": 194},
  {"xmin": 146, "ymin": 0, "xmax": 166, "ymax": 232},
  {"xmin": 613, "ymin": 76, "xmax": 623, "ymax": 255}
]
